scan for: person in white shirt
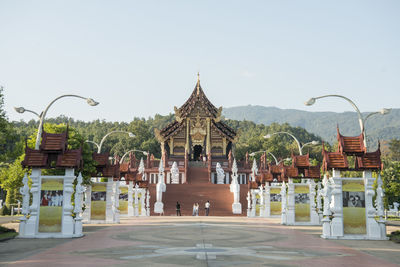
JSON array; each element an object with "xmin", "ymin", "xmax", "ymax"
[{"xmin": 205, "ymin": 201, "xmax": 210, "ymax": 216}]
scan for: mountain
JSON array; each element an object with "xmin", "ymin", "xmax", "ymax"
[{"xmin": 222, "ymin": 105, "xmax": 400, "ymax": 147}]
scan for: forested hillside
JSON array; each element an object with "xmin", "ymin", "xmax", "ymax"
[{"xmin": 223, "ymin": 105, "xmax": 400, "ymax": 148}]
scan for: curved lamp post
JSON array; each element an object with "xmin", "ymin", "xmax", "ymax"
[
  {"xmin": 264, "ymin": 132, "xmax": 319, "ymax": 155},
  {"xmin": 305, "ymin": 95, "xmax": 390, "ymax": 149},
  {"xmin": 249, "ymin": 150, "xmax": 290, "ymax": 165},
  {"xmin": 119, "ymin": 149, "xmax": 148, "ymax": 164},
  {"xmin": 86, "ymin": 130, "xmax": 135, "ymax": 153},
  {"xmin": 14, "ymin": 107, "xmax": 41, "ymax": 118},
  {"xmin": 15, "ymin": 94, "xmax": 99, "ymax": 149}
]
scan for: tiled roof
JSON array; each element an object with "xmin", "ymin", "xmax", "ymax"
[
  {"xmin": 56, "ymin": 149, "xmax": 82, "ymax": 168},
  {"xmin": 39, "ymin": 131, "xmax": 67, "ymax": 153},
  {"xmin": 322, "ymin": 144, "xmax": 349, "ymax": 171},
  {"xmin": 355, "ymin": 146, "xmax": 383, "ymax": 171},
  {"xmin": 22, "ymin": 147, "xmax": 48, "ymax": 168},
  {"xmin": 337, "ymin": 127, "xmax": 366, "ymax": 155}
]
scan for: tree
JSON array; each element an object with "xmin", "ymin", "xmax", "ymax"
[
  {"xmin": 388, "ymin": 139, "xmax": 400, "ymax": 161},
  {"xmin": 0, "ymin": 86, "xmax": 21, "ymax": 162},
  {"xmin": 0, "ymin": 156, "xmax": 26, "ymax": 205},
  {"xmin": 381, "ymin": 159, "xmax": 400, "ymax": 209}
]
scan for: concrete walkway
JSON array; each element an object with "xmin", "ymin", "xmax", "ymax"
[
  {"xmin": 0, "ymin": 216, "xmax": 22, "ymax": 225},
  {"xmin": 1, "ymin": 217, "xmax": 399, "ymax": 266}
]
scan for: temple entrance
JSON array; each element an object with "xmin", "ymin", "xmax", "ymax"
[{"xmin": 193, "ymin": 145, "xmax": 203, "ymax": 161}]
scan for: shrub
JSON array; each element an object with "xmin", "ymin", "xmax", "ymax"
[
  {"xmin": 0, "ymin": 205, "xmax": 10, "ymax": 216},
  {"xmin": 0, "ymin": 225, "xmax": 16, "ymax": 233},
  {"xmin": 389, "ymin": 231, "xmax": 400, "ymax": 243}
]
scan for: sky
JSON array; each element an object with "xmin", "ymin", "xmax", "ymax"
[{"xmin": 1, "ymin": 1, "xmax": 399, "ymax": 122}]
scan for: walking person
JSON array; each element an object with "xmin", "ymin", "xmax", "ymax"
[
  {"xmin": 176, "ymin": 201, "xmax": 181, "ymax": 216},
  {"xmin": 205, "ymin": 200, "xmax": 210, "ymax": 216},
  {"xmin": 195, "ymin": 203, "xmax": 199, "ymax": 216},
  {"xmin": 192, "ymin": 203, "xmax": 196, "ymax": 216}
]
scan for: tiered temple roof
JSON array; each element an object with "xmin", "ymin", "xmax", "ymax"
[
  {"xmin": 158, "ymin": 78, "xmax": 236, "ymax": 142},
  {"xmin": 337, "ymin": 127, "xmax": 366, "ymax": 155},
  {"xmin": 22, "ymin": 129, "xmax": 82, "ymax": 169},
  {"xmin": 322, "ymin": 127, "xmax": 382, "ymax": 171}
]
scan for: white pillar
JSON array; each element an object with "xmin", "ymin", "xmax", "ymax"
[
  {"xmin": 251, "ymin": 191, "xmax": 256, "ymax": 217},
  {"xmin": 105, "ymin": 178, "xmax": 114, "ymax": 223},
  {"xmin": 82, "ymin": 185, "xmax": 91, "ymax": 223},
  {"xmin": 265, "ymin": 184, "xmax": 271, "ymax": 217},
  {"xmin": 140, "ymin": 189, "xmax": 146, "ymax": 216},
  {"xmin": 134, "ymin": 184, "xmax": 139, "ymax": 216},
  {"xmin": 128, "ymin": 182, "xmax": 134, "ymax": 217},
  {"xmin": 330, "ymin": 173, "xmax": 344, "ymax": 237},
  {"xmin": 309, "ymin": 179, "xmax": 320, "ymax": 225},
  {"xmin": 24, "ymin": 169, "xmax": 41, "ymax": 237},
  {"xmin": 286, "ymin": 178, "xmax": 295, "ymax": 225},
  {"xmin": 364, "ymin": 171, "xmax": 381, "ymax": 239},
  {"xmin": 146, "ymin": 190, "xmax": 150, "ymax": 216}
]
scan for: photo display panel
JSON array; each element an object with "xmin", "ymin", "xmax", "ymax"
[
  {"xmin": 270, "ymin": 187, "xmax": 282, "ymax": 215},
  {"xmin": 294, "ymin": 185, "xmax": 310, "ymax": 222},
  {"xmin": 39, "ymin": 178, "xmax": 64, "ymax": 232},
  {"xmin": 91, "ymin": 183, "xmax": 107, "ymax": 220},
  {"xmin": 342, "ymin": 179, "xmax": 366, "ymax": 234},
  {"xmin": 119, "ymin": 186, "xmax": 128, "ymax": 214}
]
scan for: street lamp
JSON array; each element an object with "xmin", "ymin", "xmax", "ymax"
[
  {"xmin": 15, "ymin": 94, "xmax": 99, "ymax": 149},
  {"xmin": 249, "ymin": 150, "xmax": 290, "ymax": 165},
  {"xmin": 86, "ymin": 130, "xmax": 135, "ymax": 153},
  {"xmin": 119, "ymin": 149, "xmax": 149, "ymax": 164},
  {"xmin": 264, "ymin": 132, "xmax": 319, "ymax": 155},
  {"xmin": 304, "ymin": 94, "xmax": 390, "ymax": 149},
  {"xmin": 14, "ymin": 107, "xmax": 41, "ymax": 118}
]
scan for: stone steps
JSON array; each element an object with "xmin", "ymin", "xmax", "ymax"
[{"xmin": 148, "ymin": 166, "xmax": 249, "ymax": 216}]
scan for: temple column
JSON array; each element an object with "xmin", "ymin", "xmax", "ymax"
[
  {"xmin": 170, "ymin": 138, "xmax": 174, "ymax": 155},
  {"xmin": 186, "ymin": 118, "xmax": 190, "ymax": 153},
  {"xmin": 206, "ymin": 118, "xmax": 211, "ymax": 155},
  {"xmin": 222, "ymin": 137, "xmax": 226, "ymax": 156}
]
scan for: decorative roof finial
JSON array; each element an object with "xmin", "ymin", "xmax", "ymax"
[{"xmin": 197, "ymin": 72, "xmax": 200, "ymax": 95}]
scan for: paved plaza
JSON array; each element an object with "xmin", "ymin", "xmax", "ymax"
[{"xmin": 0, "ymin": 217, "xmax": 399, "ymax": 266}]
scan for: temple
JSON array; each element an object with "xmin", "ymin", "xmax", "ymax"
[{"xmin": 109, "ymin": 75, "xmax": 322, "ymax": 216}]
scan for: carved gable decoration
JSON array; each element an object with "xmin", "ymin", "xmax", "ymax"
[{"xmin": 190, "ymin": 115, "xmax": 207, "ymax": 145}]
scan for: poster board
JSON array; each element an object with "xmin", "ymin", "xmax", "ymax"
[
  {"xmin": 342, "ymin": 179, "xmax": 366, "ymax": 234},
  {"xmin": 119, "ymin": 186, "xmax": 128, "ymax": 215},
  {"xmin": 39, "ymin": 178, "xmax": 64, "ymax": 232},
  {"xmin": 91, "ymin": 183, "xmax": 107, "ymax": 220},
  {"xmin": 270, "ymin": 187, "xmax": 282, "ymax": 215},
  {"xmin": 294, "ymin": 185, "xmax": 310, "ymax": 222}
]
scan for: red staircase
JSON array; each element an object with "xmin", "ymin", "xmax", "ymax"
[{"xmin": 148, "ymin": 166, "xmax": 248, "ymax": 216}]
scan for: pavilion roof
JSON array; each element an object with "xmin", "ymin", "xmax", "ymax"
[
  {"xmin": 92, "ymin": 152, "xmax": 110, "ymax": 167},
  {"xmin": 355, "ymin": 145, "xmax": 383, "ymax": 171},
  {"xmin": 292, "ymin": 153, "xmax": 310, "ymax": 168},
  {"xmin": 22, "ymin": 148, "xmax": 48, "ymax": 168},
  {"xmin": 304, "ymin": 166, "xmax": 321, "ymax": 179},
  {"xmin": 39, "ymin": 130, "xmax": 68, "ymax": 153},
  {"xmin": 337, "ymin": 127, "xmax": 366, "ymax": 156},
  {"xmin": 56, "ymin": 148, "xmax": 82, "ymax": 168},
  {"xmin": 322, "ymin": 143, "xmax": 349, "ymax": 171}
]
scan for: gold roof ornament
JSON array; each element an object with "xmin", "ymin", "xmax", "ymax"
[{"xmin": 197, "ymin": 72, "xmax": 200, "ymax": 96}]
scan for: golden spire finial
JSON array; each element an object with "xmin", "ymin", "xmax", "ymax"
[{"xmin": 196, "ymin": 72, "xmax": 200, "ymax": 95}]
